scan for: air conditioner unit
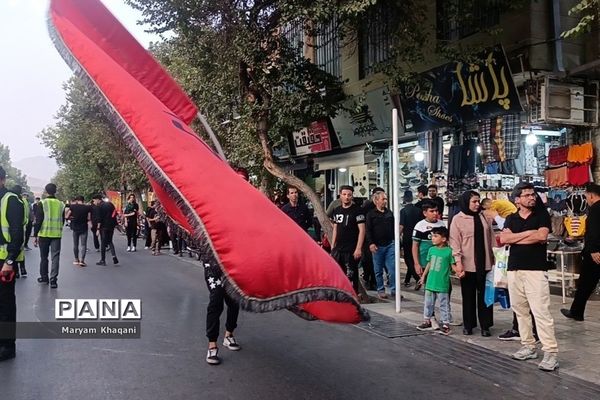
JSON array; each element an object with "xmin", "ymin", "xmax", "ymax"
[{"xmin": 540, "ymin": 82, "xmax": 585, "ymax": 124}]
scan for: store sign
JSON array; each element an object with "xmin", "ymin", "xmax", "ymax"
[
  {"xmin": 331, "ymin": 89, "xmax": 394, "ymax": 148},
  {"xmin": 401, "ymin": 45, "xmax": 522, "ymax": 132},
  {"xmin": 291, "ymin": 120, "xmax": 332, "ymax": 155}
]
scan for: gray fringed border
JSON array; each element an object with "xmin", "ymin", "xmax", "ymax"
[{"xmin": 46, "ymin": 14, "xmax": 369, "ymax": 323}]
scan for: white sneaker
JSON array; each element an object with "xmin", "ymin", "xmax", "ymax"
[
  {"xmin": 206, "ymin": 347, "xmax": 220, "ymax": 365},
  {"xmin": 144, "ymin": 246, "xmax": 149, "ymax": 250},
  {"xmin": 126, "ymin": 246, "xmax": 131, "ymax": 252},
  {"xmin": 431, "ymin": 319, "xmax": 440, "ymax": 330},
  {"xmin": 538, "ymin": 352, "xmax": 559, "ymax": 371},
  {"xmin": 132, "ymin": 247, "xmax": 136, "ymax": 252},
  {"xmin": 512, "ymin": 345, "xmax": 538, "ymax": 361},
  {"xmin": 223, "ymin": 336, "xmax": 241, "ymax": 351}
]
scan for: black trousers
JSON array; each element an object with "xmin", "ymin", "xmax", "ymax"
[
  {"xmin": 332, "ymin": 249, "xmax": 360, "ymax": 293},
  {"xmin": 205, "ymin": 267, "xmax": 239, "ymax": 342},
  {"xmin": 460, "ymin": 271, "xmax": 493, "ymax": 331},
  {"xmin": 570, "ymin": 255, "xmax": 600, "ymax": 319},
  {"xmin": 0, "ymin": 259, "xmax": 16, "ymax": 349},
  {"xmin": 126, "ymin": 222, "xmax": 137, "ymax": 248},
  {"xmin": 403, "ymin": 238, "xmax": 419, "ymax": 284},
  {"xmin": 100, "ymin": 228, "xmax": 116, "ymax": 261},
  {"xmin": 24, "ymin": 221, "xmax": 32, "ymax": 247},
  {"xmin": 90, "ymin": 226, "xmax": 100, "ymax": 250},
  {"xmin": 360, "ymin": 242, "xmax": 375, "ymax": 286}
]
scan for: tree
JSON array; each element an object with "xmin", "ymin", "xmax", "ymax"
[
  {"xmin": 0, "ymin": 144, "xmax": 30, "ymax": 193},
  {"xmin": 562, "ymin": 0, "xmax": 599, "ymax": 37},
  {"xmin": 39, "ymin": 77, "xmax": 148, "ymax": 201}
]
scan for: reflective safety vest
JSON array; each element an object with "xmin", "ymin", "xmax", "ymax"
[
  {"xmin": 39, "ymin": 198, "xmax": 65, "ymax": 238},
  {"xmin": 0, "ymin": 191, "xmax": 21, "ymax": 260},
  {"xmin": 22, "ymin": 197, "xmax": 30, "ymax": 226}
]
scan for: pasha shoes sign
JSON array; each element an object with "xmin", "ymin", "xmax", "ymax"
[{"xmin": 401, "ymin": 45, "xmax": 522, "ymax": 132}]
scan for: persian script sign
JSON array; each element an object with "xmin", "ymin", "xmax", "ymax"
[
  {"xmin": 291, "ymin": 120, "xmax": 333, "ymax": 156},
  {"xmin": 401, "ymin": 46, "xmax": 522, "ymax": 132}
]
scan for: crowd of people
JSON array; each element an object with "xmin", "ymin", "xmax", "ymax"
[{"xmin": 278, "ymin": 181, "xmax": 600, "ymax": 373}]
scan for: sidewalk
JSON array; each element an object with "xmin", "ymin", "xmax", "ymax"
[{"xmin": 362, "ymin": 272, "xmax": 600, "ymax": 385}]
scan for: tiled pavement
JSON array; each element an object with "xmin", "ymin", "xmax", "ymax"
[{"xmin": 362, "ymin": 272, "xmax": 600, "ymax": 385}]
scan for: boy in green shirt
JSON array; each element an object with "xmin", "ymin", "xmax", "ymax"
[{"xmin": 416, "ymin": 227, "xmax": 463, "ymax": 335}]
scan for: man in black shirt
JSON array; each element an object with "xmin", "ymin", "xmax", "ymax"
[
  {"xmin": 399, "ymin": 190, "xmax": 423, "ymax": 287},
  {"xmin": 90, "ymin": 200, "xmax": 101, "ymax": 251},
  {"xmin": 331, "ymin": 185, "xmax": 365, "ymax": 297},
  {"xmin": 280, "ymin": 187, "xmax": 312, "ymax": 232},
  {"xmin": 361, "ymin": 187, "xmax": 384, "ymax": 290},
  {"xmin": 366, "ymin": 190, "xmax": 396, "ymax": 298},
  {"xmin": 93, "ymin": 194, "xmax": 119, "ymax": 265},
  {"xmin": 562, "ymin": 183, "xmax": 600, "ymax": 322},
  {"xmin": 428, "ymin": 184, "xmax": 445, "ymax": 217},
  {"xmin": 414, "ymin": 185, "xmax": 428, "ymax": 210},
  {"xmin": 66, "ymin": 196, "xmax": 91, "ymax": 266},
  {"xmin": 500, "ymin": 183, "xmax": 558, "ymax": 372},
  {"xmin": 0, "ymin": 166, "xmax": 25, "ymax": 361}
]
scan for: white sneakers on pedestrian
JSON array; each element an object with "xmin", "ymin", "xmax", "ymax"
[
  {"xmin": 132, "ymin": 247, "xmax": 136, "ymax": 252},
  {"xmin": 126, "ymin": 246, "xmax": 131, "ymax": 252},
  {"xmin": 512, "ymin": 345, "xmax": 538, "ymax": 361},
  {"xmin": 538, "ymin": 352, "xmax": 559, "ymax": 371},
  {"xmin": 223, "ymin": 335, "xmax": 241, "ymax": 351},
  {"xmin": 206, "ymin": 347, "xmax": 220, "ymax": 365}
]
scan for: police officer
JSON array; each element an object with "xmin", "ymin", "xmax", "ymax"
[
  {"xmin": 33, "ymin": 183, "xmax": 65, "ymax": 289},
  {"xmin": 0, "ymin": 166, "xmax": 25, "ymax": 361}
]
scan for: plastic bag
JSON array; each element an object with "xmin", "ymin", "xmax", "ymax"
[
  {"xmin": 492, "ymin": 246, "xmax": 509, "ymax": 288},
  {"xmin": 495, "ymin": 288, "xmax": 511, "ymax": 309},
  {"xmin": 484, "ymin": 270, "xmax": 495, "ymax": 307}
]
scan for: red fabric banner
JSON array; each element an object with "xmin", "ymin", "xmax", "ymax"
[{"xmin": 48, "ymin": 0, "xmax": 367, "ymax": 323}]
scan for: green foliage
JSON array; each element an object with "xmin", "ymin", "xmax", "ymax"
[
  {"xmin": 562, "ymin": 0, "xmax": 598, "ymax": 38},
  {"xmin": 39, "ymin": 77, "xmax": 148, "ymax": 201},
  {"xmin": 0, "ymin": 144, "xmax": 30, "ymax": 193}
]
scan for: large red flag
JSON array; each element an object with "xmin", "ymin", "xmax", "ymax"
[{"xmin": 48, "ymin": 0, "xmax": 368, "ymax": 323}]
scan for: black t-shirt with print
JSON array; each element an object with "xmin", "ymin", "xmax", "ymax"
[
  {"xmin": 505, "ymin": 210, "xmax": 552, "ymax": 271},
  {"xmin": 333, "ymin": 204, "xmax": 365, "ymax": 252}
]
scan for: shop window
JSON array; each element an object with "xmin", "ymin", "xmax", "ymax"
[
  {"xmin": 282, "ymin": 21, "xmax": 305, "ymax": 59},
  {"xmin": 314, "ymin": 17, "xmax": 342, "ymax": 78},
  {"xmin": 359, "ymin": 1, "xmax": 396, "ymax": 79},
  {"xmin": 436, "ymin": 0, "xmax": 501, "ymax": 42}
]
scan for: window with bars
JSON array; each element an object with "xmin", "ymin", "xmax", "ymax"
[
  {"xmin": 314, "ymin": 18, "xmax": 342, "ymax": 78},
  {"xmin": 436, "ymin": 0, "xmax": 501, "ymax": 41},
  {"xmin": 282, "ymin": 21, "xmax": 305, "ymax": 59},
  {"xmin": 359, "ymin": 2, "xmax": 395, "ymax": 79}
]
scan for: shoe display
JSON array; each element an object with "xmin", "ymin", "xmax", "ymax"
[
  {"xmin": 498, "ymin": 329, "xmax": 520, "ymax": 341},
  {"xmin": 512, "ymin": 345, "xmax": 538, "ymax": 361},
  {"xmin": 560, "ymin": 308, "xmax": 583, "ymax": 321},
  {"xmin": 37, "ymin": 277, "xmax": 49, "ymax": 284},
  {"xmin": 113, "ymin": 257, "xmax": 119, "ymax": 265},
  {"xmin": 206, "ymin": 347, "xmax": 221, "ymax": 365},
  {"xmin": 416, "ymin": 320, "xmax": 435, "ymax": 331},
  {"xmin": 538, "ymin": 352, "xmax": 559, "ymax": 371},
  {"xmin": 223, "ymin": 336, "xmax": 241, "ymax": 351}
]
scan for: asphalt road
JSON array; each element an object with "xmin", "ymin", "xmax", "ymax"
[{"xmin": 0, "ymin": 231, "xmax": 576, "ymax": 399}]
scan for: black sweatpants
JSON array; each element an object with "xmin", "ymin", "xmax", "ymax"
[
  {"xmin": 0, "ymin": 259, "xmax": 16, "ymax": 349},
  {"xmin": 332, "ymin": 249, "xmax": 360, "ymax": 294},
  {"xmin": 460, "ymin": 271, "xmax": 493, "ymax": 331},
  {"xmin": 403, "ymin": 238, "xmax": 419, "ymax": 284},
  {"xmin": 570, "ymin": 256, "xmax": 600, "ymax": 319},
  {"xmin": 91, "ymin": 226, "xmax": 100, "ymax": 250},
  {"xmin": 126, "ymin": 222, "xmax": 138, "ymax": 248},
  {"xmin": 100, "ymin": 228, "xmax": 116, "ymax": 262},
  {"xmin": 204, "ymin": 264, "xmax": 239, "ymax": 342}
]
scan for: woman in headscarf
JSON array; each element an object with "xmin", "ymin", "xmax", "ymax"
[{"xmin": 449, "ymin": 190, "xmax": 495, "ymax": 336}]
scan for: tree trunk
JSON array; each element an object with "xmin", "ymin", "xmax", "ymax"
[{"xmin": 256, "ymin": 118, "xmax": 332, "ymax": 240}]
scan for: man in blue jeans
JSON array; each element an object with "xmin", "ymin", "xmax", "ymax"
[{"xmin": 365, "ymin": 191, "xmax": 396, "ymax": 299}]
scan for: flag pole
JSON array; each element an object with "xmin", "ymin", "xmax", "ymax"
[{"xmin": 197, "ymin": 112, "xmax": 227, "ymax": 161}]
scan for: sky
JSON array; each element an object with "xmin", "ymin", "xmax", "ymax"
[{"xmin": 0, "ymin": 0, "xmax": 160, "ymax": 163}]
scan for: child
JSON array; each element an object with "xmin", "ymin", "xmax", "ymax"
[{"xmin": 416, "ymin": 227, "xmax": 463, "ymax": 335}]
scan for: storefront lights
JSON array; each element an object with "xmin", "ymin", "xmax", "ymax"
[
  {"xmin": 338, "ymin": 167, "xmax": 347, "ymax": 172},
  {"xmin": 525, "ymin": 131, "xmax": 538, "ymax": 146},
  {"xmin": 413, "ymin": 151, "xmax": 425, "ymax": 162}
]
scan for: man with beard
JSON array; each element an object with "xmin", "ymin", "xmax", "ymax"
[{"xmin": 500, "ymin": 183, "xmax": 558, "ymax": 371}]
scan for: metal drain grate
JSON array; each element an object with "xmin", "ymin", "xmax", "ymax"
[{"xmin": 357, "ymin": 311, "xmax": 429, "ymax": 338}]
